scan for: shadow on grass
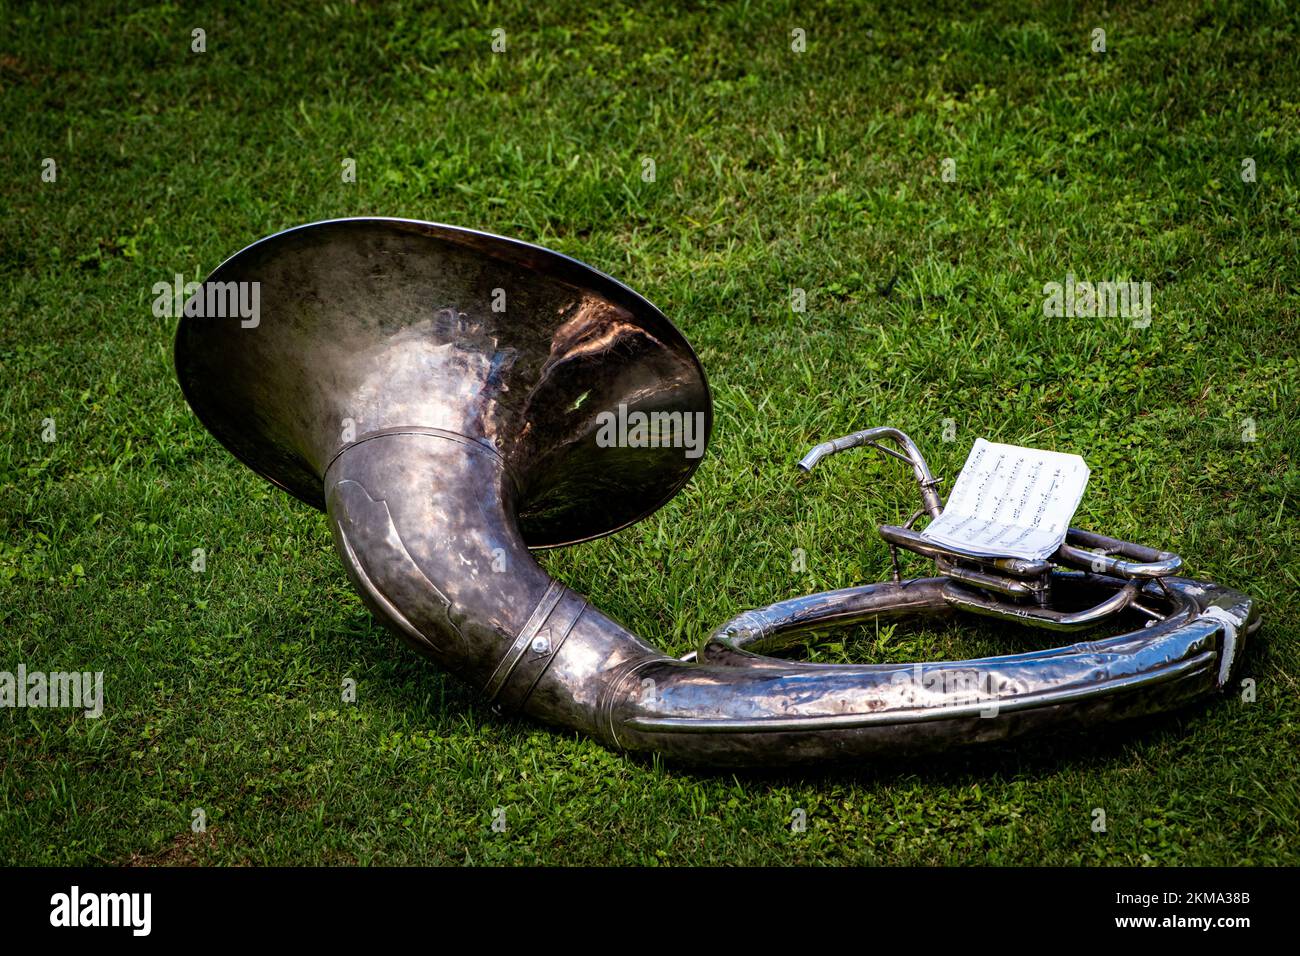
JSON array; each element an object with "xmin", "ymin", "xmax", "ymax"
[{"xmin": 328, "ymin": 606, "xmax": 1251, "ymax": 790}]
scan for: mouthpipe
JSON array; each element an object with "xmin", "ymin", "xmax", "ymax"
[
  {"xmin": 798, "ymin": 426, "xmax": 943, "ymax": 518},
  {"xmin": 326, "ymin": 431, "xmax": 1239, "ymax": 767},
  {"xmin": 796, "ymin": 445, "xmax": 831, "ymax": 472}
]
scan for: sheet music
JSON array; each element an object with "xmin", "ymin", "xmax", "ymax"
[{"xmin": 920, "ymin": 438, "xmax": 1090, "ymax": 561}]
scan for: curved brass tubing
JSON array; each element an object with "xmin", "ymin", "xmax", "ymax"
[{"xmin": 176, "ymin": 218, "xmax": 1260, "ymax": 767}]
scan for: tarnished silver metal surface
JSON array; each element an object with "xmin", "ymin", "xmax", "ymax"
[{"xmin": 176, "ymin": 218, "xmax": 1260, "ymax": 767}]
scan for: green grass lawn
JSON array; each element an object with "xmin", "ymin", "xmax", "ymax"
[{"xmin": 2, "ymin": 0, "xmax": 1297, "ymax": 865}]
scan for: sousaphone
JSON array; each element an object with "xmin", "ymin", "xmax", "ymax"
[{"xmin": 176, "ymin": 218, "xmax": 1259, "ymax": 766}]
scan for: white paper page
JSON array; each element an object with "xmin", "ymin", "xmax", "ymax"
[{"xmin": 920, "ymin": 439, "xmax": 1090, "ymax": 561}]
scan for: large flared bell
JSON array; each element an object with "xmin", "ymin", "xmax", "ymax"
[{"xmin": 176, "ymin": 217, "xmax": 712, "ymax": 547}]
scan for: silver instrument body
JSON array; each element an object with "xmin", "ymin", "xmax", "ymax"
[{"xmin": 176, "ymin": 218, "xmax": 1259, "ymax": 767}]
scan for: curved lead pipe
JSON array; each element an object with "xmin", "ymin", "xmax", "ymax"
[{"xmin": 798, "ymin": 426, "xmax": 943, "ymax": 518}]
